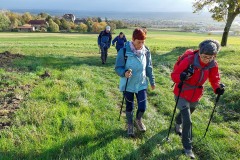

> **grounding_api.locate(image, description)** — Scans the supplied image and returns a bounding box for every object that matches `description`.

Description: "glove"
[187,65,194,77]
[216,87,225,95]
[112,44,115,46]
[180,72,188,81]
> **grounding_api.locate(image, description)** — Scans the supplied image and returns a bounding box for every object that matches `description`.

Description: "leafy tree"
[38,12,49,19]
[92,22,107,33]
[46,15,52,22]
[193,0,240,46]
[22,12,32,24]
[11,18,22,29]
[60,18,70,31]
[86,18,93,32]
[53,18,61,26]
[97,17,102,22]
[6,12,21,29]
[115,20,125,29]
[48,19,59,32]
[0,13,11,31]
[76,23,88,33]
[107,22,116,33]
[69,22,76,30]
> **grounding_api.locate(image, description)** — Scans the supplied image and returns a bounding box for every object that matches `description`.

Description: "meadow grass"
[0,29,239,160]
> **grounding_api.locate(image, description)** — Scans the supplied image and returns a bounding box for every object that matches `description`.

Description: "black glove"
[180,72,188,81]
[187,65,194,77]
[216,88,225,95]
[112,44,114,46]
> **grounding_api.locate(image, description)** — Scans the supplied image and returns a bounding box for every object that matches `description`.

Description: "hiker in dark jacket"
[115,28,155,136]
[98,26,112,64]
[171,39,225,159]
[112,32,127,52]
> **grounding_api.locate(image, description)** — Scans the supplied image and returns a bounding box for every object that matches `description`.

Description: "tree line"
[0,10,129,33]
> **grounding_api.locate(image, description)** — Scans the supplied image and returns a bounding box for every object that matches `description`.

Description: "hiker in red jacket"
[171,39,225,159]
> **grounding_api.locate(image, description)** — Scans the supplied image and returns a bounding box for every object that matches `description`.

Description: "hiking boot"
[175,123,182,136]
[126,112,134,136]
[184,149,195,159]
[127,124,134,136]
[135,119,146,132]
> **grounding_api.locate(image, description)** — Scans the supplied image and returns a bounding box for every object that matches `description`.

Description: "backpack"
[171,49,216,87]
[173,49,198,72]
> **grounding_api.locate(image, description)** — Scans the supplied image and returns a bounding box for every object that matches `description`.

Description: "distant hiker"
[112,32,127,52]
[115,28,155,136]
[171,39,225,159]
[98,25,112,64]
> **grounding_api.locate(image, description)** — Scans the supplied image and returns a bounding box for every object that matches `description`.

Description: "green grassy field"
[0,30,239,160]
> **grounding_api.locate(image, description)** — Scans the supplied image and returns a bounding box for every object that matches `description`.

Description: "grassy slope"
[0,30,239,160]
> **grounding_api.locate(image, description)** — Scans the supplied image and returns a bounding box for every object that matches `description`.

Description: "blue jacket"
[98,30,112,48]
[112,36,127,51]
[115,41,155,93]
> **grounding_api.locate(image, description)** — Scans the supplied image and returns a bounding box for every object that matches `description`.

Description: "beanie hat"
[199,39,221,55]
[106,26,111,31]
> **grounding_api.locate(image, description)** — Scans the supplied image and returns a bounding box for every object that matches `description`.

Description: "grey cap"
[199,39,221,55]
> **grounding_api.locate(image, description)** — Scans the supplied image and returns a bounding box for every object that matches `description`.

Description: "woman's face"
[119,34,124,38]
[132,38,145,50]
[199,53,215,64]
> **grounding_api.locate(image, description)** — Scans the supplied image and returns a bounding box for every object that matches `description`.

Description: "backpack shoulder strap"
[100,31,104,37]
[123,47,127,64]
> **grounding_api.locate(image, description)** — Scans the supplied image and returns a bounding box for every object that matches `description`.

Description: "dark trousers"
[100,47,108,63]
[125,89,147,117]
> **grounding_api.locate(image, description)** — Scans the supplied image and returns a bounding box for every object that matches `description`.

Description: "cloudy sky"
[1,0,194,12]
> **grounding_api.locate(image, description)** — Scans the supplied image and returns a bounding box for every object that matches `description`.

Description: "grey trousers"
[175,96,198,150]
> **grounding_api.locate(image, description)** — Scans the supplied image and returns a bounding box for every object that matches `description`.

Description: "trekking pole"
[118,69,132,121]
[203,84,225,138]
[166,81,183,141]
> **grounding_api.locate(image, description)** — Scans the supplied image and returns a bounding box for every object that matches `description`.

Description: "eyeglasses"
[200,55,215,60]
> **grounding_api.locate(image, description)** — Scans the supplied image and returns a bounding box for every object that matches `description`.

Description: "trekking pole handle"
[216,84,225,102]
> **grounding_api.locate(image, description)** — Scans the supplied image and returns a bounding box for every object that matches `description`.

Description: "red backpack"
[172,49,199,72]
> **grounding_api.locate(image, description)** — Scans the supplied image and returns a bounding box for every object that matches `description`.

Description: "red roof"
[28,20,47,25]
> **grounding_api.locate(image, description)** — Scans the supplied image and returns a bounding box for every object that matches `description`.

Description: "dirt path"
[0,51,29,129]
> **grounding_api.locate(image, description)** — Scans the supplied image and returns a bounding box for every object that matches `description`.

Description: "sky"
[0,0,194,12]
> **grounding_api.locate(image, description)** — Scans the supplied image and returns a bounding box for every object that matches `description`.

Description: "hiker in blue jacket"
[115,28,155,136]
[112,32,127,52]
[98,26,112,64]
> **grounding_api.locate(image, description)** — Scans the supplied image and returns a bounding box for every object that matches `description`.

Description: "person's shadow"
[121,129,183,160]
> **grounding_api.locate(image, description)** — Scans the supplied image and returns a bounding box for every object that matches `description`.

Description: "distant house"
[17,24,35,32]
[28,20,49,31]
[74,18,87,25]
[63,14,76,22]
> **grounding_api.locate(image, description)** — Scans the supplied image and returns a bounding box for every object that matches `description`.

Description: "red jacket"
[171,50,220,102]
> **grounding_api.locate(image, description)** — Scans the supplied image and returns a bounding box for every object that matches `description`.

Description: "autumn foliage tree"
[193,0,240,46]
[0,13,10,31]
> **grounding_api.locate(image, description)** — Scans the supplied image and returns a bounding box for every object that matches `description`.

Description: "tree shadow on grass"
[0,129,126,160]
[9,54,117,73]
